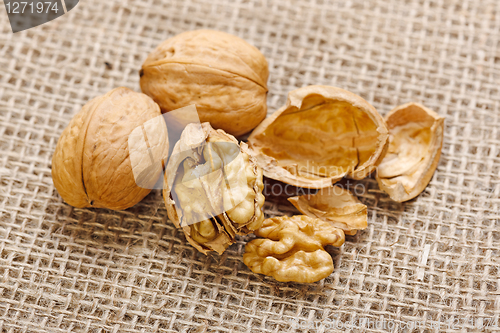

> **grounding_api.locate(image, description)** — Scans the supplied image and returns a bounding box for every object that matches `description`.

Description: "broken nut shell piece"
[375,102,445,202]
[288,186,367,236]
[248,85,389,189]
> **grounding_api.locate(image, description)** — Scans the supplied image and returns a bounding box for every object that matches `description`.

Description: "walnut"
[140,30,269,137]
[243,215,345,283]
[288,186,367,236]
[51,87,169,210]
[248,85,389,189]
[376,102,445,202]
[163,122,265,254]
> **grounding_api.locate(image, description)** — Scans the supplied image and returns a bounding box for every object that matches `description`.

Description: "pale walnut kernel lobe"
[243,215,345,283]
[376,102,444,202]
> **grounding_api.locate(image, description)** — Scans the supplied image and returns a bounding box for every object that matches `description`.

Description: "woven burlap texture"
[1,0,500,331]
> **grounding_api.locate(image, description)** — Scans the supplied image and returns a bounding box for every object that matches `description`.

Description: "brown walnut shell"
[376,102,445,202]
[51,87,169,210]
[288,186,367,236]
[248,85,389,188]
[163,122,265,255]
[140,30,269,137]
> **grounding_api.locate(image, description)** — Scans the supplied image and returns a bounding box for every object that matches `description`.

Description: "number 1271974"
[5,1,59,14]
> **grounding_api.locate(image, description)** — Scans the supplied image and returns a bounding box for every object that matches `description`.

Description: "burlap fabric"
[1,0,499,331]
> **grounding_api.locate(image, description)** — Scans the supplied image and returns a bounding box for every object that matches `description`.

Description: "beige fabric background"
[1,0,500,331]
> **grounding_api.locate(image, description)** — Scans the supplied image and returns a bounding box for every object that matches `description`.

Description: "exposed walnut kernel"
[244,215,344,283]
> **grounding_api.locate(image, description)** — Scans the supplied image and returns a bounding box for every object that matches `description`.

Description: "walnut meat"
[376,103,445,202]
[244,215,345,283]
[248,85,389,188]
[51,87,169,210]
[140,30,269,137]
[163,122,265,254]
[288,186,367,236]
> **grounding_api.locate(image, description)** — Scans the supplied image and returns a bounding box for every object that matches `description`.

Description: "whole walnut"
[140,30,269,137]
[52,87,169,210]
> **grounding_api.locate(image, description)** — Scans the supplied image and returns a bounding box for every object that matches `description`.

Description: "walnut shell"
[244,215,345,283]
[248,85,389,188]
[51,87,169,210]
[140,30,269,137]
[376,102,445,202]
[163,122,265,255]
[288,186,367,236]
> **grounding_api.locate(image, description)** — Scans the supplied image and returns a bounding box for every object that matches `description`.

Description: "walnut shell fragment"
[163,122,265,255]
[52,87,169,210]
[140,30,269,137]
[243,215,345,283]
[288,186,367,236]
[248,85,389,189]
[375,103,445,202]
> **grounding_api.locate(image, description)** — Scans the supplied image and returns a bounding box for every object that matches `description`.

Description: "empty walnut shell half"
[52,87,169,210]
[288,186,367,236]
[140,30,269,137]
[248,85,389,188]
[376,102,445,202]
[163,122,265,255]
[244,215,345,283]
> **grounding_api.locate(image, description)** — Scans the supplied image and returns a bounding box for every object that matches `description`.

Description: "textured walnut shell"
[140,30,269,137]
[52,87,169,210]
[244,215,345,283]
[288,186,367,236]
[248,85,389,188]
[376,103,445,202]
[163,122,265,255]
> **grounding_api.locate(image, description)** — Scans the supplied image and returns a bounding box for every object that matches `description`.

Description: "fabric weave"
[1,0,500,331]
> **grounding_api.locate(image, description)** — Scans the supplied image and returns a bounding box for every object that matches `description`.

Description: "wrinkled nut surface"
[248,85,389,188]
[376,103,444,202]
[288,186,367,236]
[163,122,265,254]
[140,30,269,137]
[244,215,345,283]
[52,87,169,210]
